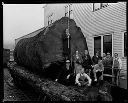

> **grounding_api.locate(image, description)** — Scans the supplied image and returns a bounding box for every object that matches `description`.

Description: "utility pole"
[66,4,73,67]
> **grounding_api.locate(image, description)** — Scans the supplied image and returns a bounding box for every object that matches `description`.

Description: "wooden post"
[112,68,114,84]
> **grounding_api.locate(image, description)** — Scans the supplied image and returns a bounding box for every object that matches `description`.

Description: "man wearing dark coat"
[82,50,93,74]
[103,52,113,75]
[92,51,102,65]
[55,59,75,85]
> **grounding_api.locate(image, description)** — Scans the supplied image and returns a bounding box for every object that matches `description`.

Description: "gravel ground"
[3,67,127,102]
[3,68,31,101]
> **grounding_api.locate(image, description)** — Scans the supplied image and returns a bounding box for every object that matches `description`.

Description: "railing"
[103,68,127,86]
[119,69,127,80]
[118,69,127,89]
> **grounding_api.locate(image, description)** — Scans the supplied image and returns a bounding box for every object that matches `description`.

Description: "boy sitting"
[75,65,92,86]
[93,59,104,82]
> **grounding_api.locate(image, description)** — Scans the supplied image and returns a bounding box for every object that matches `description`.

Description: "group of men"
[55,50,122,87]
[7,49,122,87]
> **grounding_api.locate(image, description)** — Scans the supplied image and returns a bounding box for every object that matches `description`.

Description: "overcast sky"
[3,4,46,50]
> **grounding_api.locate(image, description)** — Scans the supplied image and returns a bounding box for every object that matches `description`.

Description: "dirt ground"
[3,68,36,101]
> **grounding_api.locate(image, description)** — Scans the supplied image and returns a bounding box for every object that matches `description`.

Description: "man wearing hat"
[103,52,113,75]
[73,50,83,75]
[55,59,74,85]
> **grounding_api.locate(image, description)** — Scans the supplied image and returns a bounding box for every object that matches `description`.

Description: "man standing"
[82,50,93,76]
[112,53,122,85]
[92,51,102,65]
[73,50,83,75]
[103,52,113,75]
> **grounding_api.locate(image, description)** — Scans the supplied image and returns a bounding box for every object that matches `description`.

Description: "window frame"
[101,3,108,8]
[94,36,101,56]
[93,3,109,11]
[93,3,101,11]
[103,34,112,56]
[122,31,127,57]
[93,33,113,57]
[124,32,127,57]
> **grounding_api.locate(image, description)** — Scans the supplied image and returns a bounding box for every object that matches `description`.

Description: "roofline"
[43,4,47,8]
[15,27,45,41]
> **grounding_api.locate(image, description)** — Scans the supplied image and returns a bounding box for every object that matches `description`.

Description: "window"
[124,32,127,57]
[94,36,101,56]
[48,13,53,26]
[93,3,109,11]
[93,3,101,11]
[103,34,112,55]
[93,34,112,56]
[101,3,108,8]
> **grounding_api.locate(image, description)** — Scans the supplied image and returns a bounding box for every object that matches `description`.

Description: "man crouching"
[75,65,92,87]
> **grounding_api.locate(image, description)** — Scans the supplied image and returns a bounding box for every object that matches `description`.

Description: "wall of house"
[73,3,126,56]
[44,3,127,71]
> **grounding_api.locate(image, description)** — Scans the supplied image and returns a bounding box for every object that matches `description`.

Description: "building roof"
[15,27,45,41]
[43,4,47,8]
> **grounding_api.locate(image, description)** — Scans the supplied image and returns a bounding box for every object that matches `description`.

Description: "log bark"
[10,65,87,101]
[14,17,88,76]
[10,65,112,101]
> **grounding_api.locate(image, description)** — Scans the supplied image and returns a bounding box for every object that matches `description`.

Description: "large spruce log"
[10,65,112,101]
[14,17,88,76]
[10,66,87,101]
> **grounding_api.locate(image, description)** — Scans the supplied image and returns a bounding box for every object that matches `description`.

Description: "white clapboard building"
[15,3,127,89]
[44,3,127,71]
[44,3,127,89]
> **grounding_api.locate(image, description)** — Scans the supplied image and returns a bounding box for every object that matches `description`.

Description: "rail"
[103,68,127,86]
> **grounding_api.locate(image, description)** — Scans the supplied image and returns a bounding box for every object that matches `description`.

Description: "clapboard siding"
[73,3,126,36]
[121,58,127,73]
[72,3,126,71]
[113,32,123,57]
[73,4,94,56]
[44,3,126,71]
